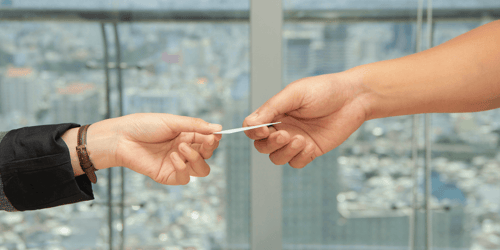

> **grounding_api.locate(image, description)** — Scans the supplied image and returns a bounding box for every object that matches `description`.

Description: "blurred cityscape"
[2,0,500,10]
[0,2,500,250]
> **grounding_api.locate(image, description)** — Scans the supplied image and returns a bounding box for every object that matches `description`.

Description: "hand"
[243,71,371,168]
[115,113,222,185]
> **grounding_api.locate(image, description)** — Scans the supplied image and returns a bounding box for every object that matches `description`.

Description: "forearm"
[61,118,121,177]
[351,20,500,120]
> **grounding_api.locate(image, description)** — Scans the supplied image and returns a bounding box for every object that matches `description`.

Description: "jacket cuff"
[0,123,95,211]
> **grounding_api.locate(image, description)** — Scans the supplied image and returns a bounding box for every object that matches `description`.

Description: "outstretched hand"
[116,113,222,185]
[243,72,370,168]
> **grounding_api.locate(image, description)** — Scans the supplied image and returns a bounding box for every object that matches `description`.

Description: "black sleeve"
[0,123,95,211]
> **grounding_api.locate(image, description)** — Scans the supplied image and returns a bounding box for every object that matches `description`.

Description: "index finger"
[243,95,301,140]
[243,112,272,140]
[163,114,222,135]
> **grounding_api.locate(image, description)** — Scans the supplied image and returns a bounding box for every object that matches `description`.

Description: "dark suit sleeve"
[0,131,18,212]
[0,124,95,212]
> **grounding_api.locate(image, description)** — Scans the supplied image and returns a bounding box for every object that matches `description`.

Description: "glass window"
[427,20,499,250]
[118,22,250,249]
[3,0,249,10]
[282,20,417,249]
[0,22,109,249]
[2,1,500,250]
[282,1,500,249]
[0,3,250,250]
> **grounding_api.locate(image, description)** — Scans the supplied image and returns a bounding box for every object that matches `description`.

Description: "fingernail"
[180,143,190,153]
[208,139,214,146]
[172,152,181,162]
[276,135,285,144]
[291,139,301,149]
[210,123,223,131]
[249,113,259,120]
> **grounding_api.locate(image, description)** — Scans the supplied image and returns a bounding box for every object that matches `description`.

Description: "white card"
[213,122,281,135]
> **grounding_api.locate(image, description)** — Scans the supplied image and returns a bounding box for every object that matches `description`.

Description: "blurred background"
[0,0,500,250]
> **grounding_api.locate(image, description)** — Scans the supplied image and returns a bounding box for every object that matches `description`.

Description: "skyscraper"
[123,87,180,115]
[51,82,101,125]
[224,72,250,249]
[278,22,471,249]
[0,67,43,116]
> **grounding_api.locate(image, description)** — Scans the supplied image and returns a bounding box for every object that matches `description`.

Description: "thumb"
[245,85,303,125]
[164,114,222,135]
[243,85,303,139]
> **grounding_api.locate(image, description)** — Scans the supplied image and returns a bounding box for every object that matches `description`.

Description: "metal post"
[100,23,114,250]
[424,1,434,249]
[409,114,419,250]
[409,1,424,249]
[113,22,126,250]
[250,0,283,249]
[424,118,432,250]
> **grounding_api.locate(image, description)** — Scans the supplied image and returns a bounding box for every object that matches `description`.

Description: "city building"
[0,66,43,116]
[50,82,101,125]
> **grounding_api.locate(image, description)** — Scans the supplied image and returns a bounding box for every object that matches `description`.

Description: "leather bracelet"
[76,124,98,184]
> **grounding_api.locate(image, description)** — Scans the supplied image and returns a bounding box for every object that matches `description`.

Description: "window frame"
[1,3,500,250]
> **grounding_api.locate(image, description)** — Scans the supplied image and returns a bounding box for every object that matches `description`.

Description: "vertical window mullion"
[250,0,283,249]
[424,0,434,249]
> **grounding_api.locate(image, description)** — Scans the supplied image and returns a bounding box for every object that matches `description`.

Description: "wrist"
[338,65,380,121]
[345,60,429,121]
[85,118,121,170]
[62,119,121,177]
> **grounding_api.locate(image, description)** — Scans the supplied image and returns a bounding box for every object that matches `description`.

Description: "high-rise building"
[50,82,101,125]
[282,149,341,245]
[123,87,180,115]
[0,0,12,7]
[0,67,44,116]
[313,24,347,76]
[284,38,312,84]
[224,72,251,249]
[277,23,471,249]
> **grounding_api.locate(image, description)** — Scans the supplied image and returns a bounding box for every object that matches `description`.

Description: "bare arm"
[61,113,222,185]
[355,20,500,120]
[243,20,500,168]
